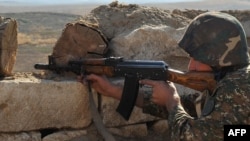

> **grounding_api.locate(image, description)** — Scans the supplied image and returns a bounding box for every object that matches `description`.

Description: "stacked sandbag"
[0,16,18,76]
[51,21,108,66]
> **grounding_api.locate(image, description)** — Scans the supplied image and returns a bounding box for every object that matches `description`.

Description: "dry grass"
[0,12,81,72]
[18,33,57,45]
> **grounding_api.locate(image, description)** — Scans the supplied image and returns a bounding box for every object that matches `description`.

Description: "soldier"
[83,12,250,140]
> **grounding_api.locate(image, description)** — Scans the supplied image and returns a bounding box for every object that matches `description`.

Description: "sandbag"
[0,16,18,76]
[52,21,108,66]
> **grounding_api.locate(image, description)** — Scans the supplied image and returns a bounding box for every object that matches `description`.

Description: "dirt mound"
[173,9,250,21]
[81,1,191,39]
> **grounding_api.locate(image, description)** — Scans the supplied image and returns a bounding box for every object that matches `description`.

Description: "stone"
[42,129,87,141]
[109,25,189,70]
[82,3,190,39]
[108,123,148,137]
[0,73,91,132]
[0,132,41,141]
[151,120,169,134]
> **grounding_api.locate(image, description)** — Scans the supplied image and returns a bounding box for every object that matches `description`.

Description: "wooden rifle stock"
[167,69,216,92]
[84,66,115,77]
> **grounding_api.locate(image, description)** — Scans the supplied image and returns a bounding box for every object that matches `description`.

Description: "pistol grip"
[116,74,139,120]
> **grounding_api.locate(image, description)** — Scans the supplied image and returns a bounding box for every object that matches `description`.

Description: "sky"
[0,0,203,5]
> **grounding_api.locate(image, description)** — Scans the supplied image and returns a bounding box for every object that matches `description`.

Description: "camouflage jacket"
[143,65,250,141]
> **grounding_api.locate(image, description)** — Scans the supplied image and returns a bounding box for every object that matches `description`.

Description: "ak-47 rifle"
[34,55,216,120]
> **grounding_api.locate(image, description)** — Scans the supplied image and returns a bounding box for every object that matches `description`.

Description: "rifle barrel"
[34,64,50,70]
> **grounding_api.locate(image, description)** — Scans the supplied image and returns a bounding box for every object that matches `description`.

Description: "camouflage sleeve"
[167,88,221,141]
[167,104,194,140]
[167,78,250,141]
[142,90,245,140]
[142,70,250,141]
[167,98,224,141]
[142,93,199,140]
[142,88,199,119]
[142,88,168,118]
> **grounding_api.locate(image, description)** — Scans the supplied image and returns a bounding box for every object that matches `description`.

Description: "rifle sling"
[87,81,116,141]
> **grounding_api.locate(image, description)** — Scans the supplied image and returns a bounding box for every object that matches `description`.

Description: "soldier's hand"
[140,80,181,111]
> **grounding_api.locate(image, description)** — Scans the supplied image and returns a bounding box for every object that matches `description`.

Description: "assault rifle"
[34,55,216,120]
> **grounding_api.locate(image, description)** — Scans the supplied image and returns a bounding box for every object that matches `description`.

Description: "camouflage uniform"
[143,12,250,140]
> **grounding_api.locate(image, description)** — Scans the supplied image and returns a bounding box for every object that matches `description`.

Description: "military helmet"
[178,11,249,68]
